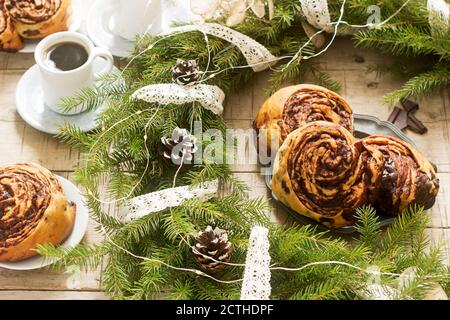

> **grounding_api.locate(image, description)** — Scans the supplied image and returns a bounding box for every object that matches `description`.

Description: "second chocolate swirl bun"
[254,84,353,156]
[272,121,384,228]
[358,136,439,215]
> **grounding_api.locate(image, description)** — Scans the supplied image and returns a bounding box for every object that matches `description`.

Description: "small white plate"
[0,175,89,271]
[87,0,191,58]
[15,62,119,135]
[19,0,85,53]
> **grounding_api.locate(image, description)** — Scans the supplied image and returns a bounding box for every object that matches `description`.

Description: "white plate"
[0,175,89,271]
[18,0,85,53]
[15,62,119,135]
[87,0,191,58]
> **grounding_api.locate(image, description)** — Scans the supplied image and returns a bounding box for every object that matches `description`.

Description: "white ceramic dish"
[15,62,119,135]
[86,0,191,58]
[0,175,89,271]
[18,0,85,53]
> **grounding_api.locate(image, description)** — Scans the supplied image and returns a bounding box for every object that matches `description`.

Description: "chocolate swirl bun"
[4,0,70,40]
[0,1,24,51]
[359,136,439,215]
[0,163,75,262]
[254,84,353,157]
[272,121,384,228]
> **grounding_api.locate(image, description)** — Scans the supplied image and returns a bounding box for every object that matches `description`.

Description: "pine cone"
[172,59,200,86]
[192,226,233,273]
[159,127,198,165]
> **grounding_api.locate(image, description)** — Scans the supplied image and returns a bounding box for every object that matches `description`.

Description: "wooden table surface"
[0,38,449,300]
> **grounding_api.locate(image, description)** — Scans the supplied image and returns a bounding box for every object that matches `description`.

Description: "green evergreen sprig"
[38,205,450,299]
[45,0,450,300]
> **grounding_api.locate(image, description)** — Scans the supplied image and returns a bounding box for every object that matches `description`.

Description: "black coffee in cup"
[44,42,89,72]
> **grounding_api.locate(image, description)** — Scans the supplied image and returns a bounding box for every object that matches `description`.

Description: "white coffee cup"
[109,0,163,40]
[35,31,114,115]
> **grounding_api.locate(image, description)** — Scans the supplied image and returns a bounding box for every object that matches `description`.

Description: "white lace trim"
[132,83,225,115]
[427,0,449,35]
[240,226,271,300]
[123,180,219,222]
[165,23,277,72]
[356,284,400,300]
[299,0,333,32]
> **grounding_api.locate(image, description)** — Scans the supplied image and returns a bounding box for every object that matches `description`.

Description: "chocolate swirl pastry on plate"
[271,121,439,229]
[0,0,24,51]
[271,121,384,228]
[0,163,76,262]
[4,0,70,40]
[254,84,353,156]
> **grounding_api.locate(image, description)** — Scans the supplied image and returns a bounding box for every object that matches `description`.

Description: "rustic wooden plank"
[426,228,450,266]
[0,53,8,70]
[0,71,24,122]
[224,83,254,121]
[315,38,397,72]
[429,173,450,228]
[0,268,102,291]
[4,53,35,70]
[0,290,109,300]
[410,120,450,172]
[444,89,450,120]
[0,120,80,171]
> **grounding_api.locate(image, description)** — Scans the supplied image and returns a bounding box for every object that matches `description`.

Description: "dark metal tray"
[264,114,415,234]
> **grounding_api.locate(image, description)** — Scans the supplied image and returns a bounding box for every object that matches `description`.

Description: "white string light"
[77,1,442,294]
[100,226,244,284]
[85,1,415,208]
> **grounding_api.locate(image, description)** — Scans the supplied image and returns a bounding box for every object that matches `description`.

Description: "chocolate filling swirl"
[272,122,440,228]
[359,136,440,215]
[0,164,62,249]
[281,88,353,139]
[5,0,62,24]
[272,122,383,227]
[253,85,354,158]
[0,9,6,35]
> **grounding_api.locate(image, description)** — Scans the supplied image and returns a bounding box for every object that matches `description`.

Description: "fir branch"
[36,243,106,271]
[167,279,195,300]
[354,206,382,253]
[163,208,198,241]
[383,64,450,105]
[310,69,342,92]
[380,205,428,257]
[47,0,450,300]
[58,86,105,114]
[56,122,94,151]
[354,25,449,58]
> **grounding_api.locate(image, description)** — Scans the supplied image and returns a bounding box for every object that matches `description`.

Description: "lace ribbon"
[299,0,333,32]
[165,23,277,72]
[427,0,449,35]
[123,180,219,222]
[132,83,225,115]
[240,226,271,300]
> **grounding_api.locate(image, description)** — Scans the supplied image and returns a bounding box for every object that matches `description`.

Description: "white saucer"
[19,0,86,53]
[0,175,89,271]
[16,62,119,135]
[87,0,191,58]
